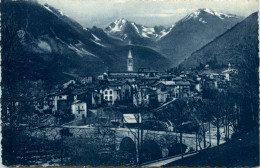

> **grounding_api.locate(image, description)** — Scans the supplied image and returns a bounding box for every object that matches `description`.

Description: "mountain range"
[1,0,258,85]
[1,1,170,84]
[180,12,258,68]
[156,8,243,65]
[104,9,242,66]
[105,18,171,44]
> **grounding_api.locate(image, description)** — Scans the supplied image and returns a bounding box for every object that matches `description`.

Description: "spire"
[128,50,133,59]
[127,49,133,72]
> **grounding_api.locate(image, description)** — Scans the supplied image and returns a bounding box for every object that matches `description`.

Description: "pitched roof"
[176,81,191,85]
[72,100,86,104]
[156,81,176,86]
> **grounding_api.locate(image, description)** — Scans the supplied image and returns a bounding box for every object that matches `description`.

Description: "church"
[107,49,163,80]
[127,50,133,72]
[107,49,138,81]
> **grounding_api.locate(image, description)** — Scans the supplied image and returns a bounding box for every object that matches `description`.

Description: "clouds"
[137,8,196,18]
[162,9,195,15]
[38,0,258,28]
[148,8,196,17]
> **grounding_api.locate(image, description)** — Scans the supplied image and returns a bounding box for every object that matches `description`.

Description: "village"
[33,50,235,130]
[2,0,258,166]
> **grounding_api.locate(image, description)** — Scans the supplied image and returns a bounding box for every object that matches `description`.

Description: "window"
[105,91,108,95]
[82,106,84,108]
[59,96,62,99]
[110,96,112,100]
[110,91,113,94]
[105,96,108,100]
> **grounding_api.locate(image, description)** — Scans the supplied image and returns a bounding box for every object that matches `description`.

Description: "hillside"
[156,9,242,66]
[180,12,258,69]
[1,1,171,85]
[164,129,259,167]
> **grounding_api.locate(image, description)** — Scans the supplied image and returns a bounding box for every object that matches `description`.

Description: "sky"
[38,0,258,28]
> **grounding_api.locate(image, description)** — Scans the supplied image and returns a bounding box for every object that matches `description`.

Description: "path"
[142,152,198,167]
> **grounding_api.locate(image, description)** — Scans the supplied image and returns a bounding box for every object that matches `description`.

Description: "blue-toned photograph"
[1,0,259,167]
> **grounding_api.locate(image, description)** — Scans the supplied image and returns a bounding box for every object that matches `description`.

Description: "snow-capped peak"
[105,18,143,35]
[106,18,130,32]
[200,8,236,20]
[105,18,169,40]
[202,8,215,15]
[158,25,174,40]
[181,8,237,22]
[116,18,127,24]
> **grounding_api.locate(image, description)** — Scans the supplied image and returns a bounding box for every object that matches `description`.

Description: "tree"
[189,98,213,148]
[202,88,225,146]
[166,99,190,159]
[1,80,42,165]
[231,44,259,133]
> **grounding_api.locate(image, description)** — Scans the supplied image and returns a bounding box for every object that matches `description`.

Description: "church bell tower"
[127,50,133,72]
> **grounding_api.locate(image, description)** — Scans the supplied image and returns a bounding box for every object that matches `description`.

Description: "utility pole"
[195,126,198,151]
[136,108,142,165]
[135,85,143,166]
[137,113,140,165]
[180,124,183,159]
[209,121,211,147]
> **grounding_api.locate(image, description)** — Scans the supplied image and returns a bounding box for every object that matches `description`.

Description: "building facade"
[103,87,121,105]
[71,100,87,119]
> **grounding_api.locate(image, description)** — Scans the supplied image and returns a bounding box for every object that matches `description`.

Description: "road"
[142,152,199,167]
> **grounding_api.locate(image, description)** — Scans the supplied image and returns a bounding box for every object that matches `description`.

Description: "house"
[78,76,94,84]
[154,81,177,103]
[71,100,87,119]
[98,73,108,80]
[42,90,74,114]
[56,91,74,114]
[72,88,102,108]
[120,80,133,103]
[154,80,191,103]
[133,88,158,107]
[42,92,57,113]
[103,87,121,105]
[132,79,158,106]
[175,81,191,98]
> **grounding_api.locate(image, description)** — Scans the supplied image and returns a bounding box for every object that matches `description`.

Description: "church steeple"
[128,50,132,59]
[127,50,133,72]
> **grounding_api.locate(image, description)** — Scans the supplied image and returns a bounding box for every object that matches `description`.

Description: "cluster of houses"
[34,50,235,121]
